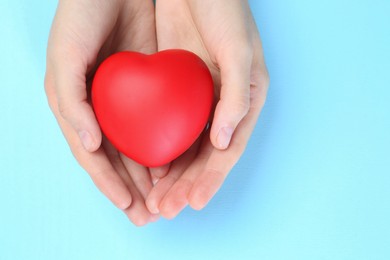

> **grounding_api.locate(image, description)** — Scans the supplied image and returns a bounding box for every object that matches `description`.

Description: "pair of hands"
[45,0,269,226]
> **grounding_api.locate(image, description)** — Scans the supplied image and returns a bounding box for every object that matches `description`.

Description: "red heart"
[92,50,214,167]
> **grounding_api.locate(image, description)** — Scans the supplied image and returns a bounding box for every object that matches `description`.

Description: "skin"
[145,0,269,219]
[45,0,162,226]
[45,0,269,225]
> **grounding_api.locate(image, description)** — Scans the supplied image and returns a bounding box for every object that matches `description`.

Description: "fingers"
[82,146,133,211]
[146,169,187,216]
[157,137,211,219]
[185,106,258,212]
[158,60,269,214]
[124,195,160,226]
[155,117,245,217]
[120,154,154,200]
[45,74,133,210]
[61,108,157,226]
[210,48,252,150]
[47,73,158,226]
[146,138,202,217]
[189,64,269,211]
[103,139,159,226]
[58,111,156,226]
[188,128,252,210]
[149,164,171,180]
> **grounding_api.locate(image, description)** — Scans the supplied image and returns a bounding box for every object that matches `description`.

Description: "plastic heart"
[92,50,213,167]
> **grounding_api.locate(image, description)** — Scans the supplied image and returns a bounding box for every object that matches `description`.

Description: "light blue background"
[1,0,389,259]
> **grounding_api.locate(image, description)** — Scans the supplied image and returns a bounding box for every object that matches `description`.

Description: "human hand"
[146,0,270,219]
[44,0,162,226]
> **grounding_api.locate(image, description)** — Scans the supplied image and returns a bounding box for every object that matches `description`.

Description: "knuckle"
[232,95,250,118]
[250,69,270,108]
[57,100,72,120]
[251,67,270,90]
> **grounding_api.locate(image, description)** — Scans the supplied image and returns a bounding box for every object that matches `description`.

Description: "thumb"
[210,50,252,150]
[53,54,102,152]
[47,0,121,152]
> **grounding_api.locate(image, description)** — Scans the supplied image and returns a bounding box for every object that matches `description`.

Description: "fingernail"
[150,205,160,214]
[118,195,132,210]
[216,127,233,149]
[78,130,94,151]
[147,201,160,214]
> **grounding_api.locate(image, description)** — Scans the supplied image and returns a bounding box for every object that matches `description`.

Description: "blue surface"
[1,0,389,259]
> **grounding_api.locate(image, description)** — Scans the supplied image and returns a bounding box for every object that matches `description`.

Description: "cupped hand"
[45,0,163,226]
[146,0,270,219]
